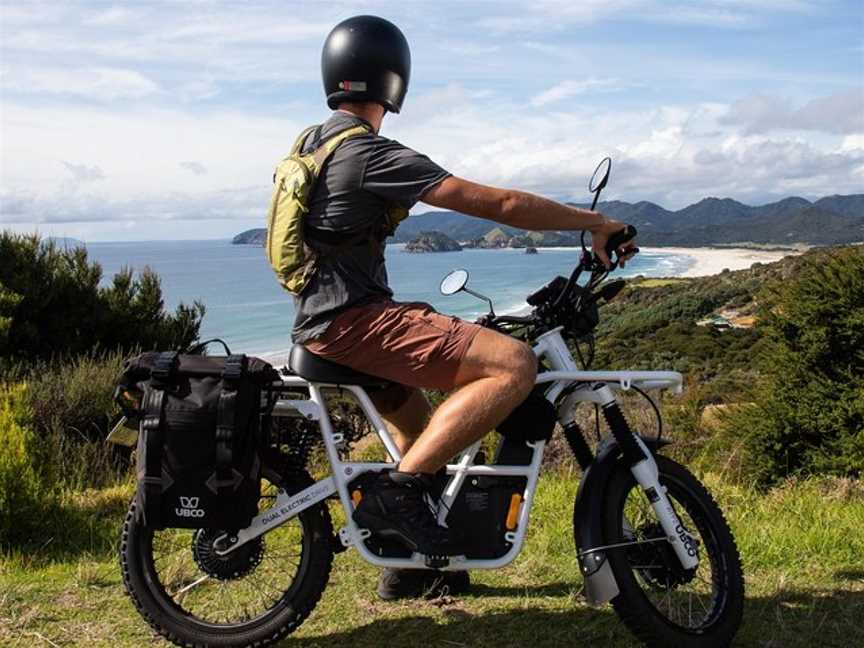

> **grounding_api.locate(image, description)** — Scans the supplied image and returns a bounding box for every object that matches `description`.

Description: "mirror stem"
[463,287,495,316]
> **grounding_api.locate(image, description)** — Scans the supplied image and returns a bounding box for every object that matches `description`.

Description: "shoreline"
[640,246,798,277]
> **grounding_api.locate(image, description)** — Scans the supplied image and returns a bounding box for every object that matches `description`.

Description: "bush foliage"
[734,247,864,483]
[0,383,49,548]
[0,231,204,365]
[0,231,207,551]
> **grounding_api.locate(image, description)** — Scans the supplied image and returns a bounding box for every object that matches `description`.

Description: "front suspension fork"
[597,385,700,571]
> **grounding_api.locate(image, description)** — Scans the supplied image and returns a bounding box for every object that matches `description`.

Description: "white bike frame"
[218,325,696,582]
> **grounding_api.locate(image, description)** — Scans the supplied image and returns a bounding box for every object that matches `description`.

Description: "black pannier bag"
[116,345,279,530]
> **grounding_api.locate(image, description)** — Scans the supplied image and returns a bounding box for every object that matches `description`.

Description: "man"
[289,15,636,599]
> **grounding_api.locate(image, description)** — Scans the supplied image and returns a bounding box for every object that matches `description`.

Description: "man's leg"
[396,328,536,474]
[370,387,430,456]
[369,386,474,601]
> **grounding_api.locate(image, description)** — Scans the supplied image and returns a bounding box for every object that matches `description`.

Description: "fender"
[573,435,672,607]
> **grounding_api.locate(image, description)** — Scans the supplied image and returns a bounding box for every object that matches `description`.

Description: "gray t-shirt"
[291,111,450,342]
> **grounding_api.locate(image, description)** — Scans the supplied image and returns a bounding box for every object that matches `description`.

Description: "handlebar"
[491,314,534,325]
[601,224,638,269]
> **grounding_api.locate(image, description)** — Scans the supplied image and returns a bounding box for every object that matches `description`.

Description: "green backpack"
[265,123,409,296]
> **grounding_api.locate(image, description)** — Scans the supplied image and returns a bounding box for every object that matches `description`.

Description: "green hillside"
[593,248,820,396]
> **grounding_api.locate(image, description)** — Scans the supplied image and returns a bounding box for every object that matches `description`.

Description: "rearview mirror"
[589,157,612,194]
[440,269,469,295]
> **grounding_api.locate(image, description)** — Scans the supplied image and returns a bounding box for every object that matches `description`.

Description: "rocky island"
[405,231,462,253]
[232,228,267,245]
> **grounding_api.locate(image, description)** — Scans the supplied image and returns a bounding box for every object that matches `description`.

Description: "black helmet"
[321,15,411,114]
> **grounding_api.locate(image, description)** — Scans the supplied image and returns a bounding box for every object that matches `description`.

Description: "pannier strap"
[211,355,247,495]
[222,354,247,382]
[151,351,179,384]
[142,388,166,508]
[213,391,240,495]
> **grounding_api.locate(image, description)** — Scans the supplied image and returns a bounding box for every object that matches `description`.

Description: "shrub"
[733,247,864,484]
[0,383,51,548]
[25,352,129,490]
[0,231,205,365]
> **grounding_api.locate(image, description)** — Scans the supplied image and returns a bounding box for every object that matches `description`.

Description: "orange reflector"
[505,493,522,530]
[351,490,362,507]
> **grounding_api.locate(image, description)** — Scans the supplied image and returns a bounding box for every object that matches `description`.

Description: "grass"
[1,473,863,648]
[633,278,689,288]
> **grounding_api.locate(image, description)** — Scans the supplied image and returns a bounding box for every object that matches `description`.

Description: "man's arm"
[421,176,636,267]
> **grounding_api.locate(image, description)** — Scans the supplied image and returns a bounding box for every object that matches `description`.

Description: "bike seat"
[288,344,394,388]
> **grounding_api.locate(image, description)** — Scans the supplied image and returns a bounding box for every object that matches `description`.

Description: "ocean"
[86,240,694,357]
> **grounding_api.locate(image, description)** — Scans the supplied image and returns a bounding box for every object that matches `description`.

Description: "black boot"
[377,568,471,600]
[352,470,458,555]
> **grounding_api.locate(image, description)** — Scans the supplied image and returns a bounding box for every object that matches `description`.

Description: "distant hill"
[392,194,864,247]
[45,236,85,249]
[233,194,864,248]
[233,229,267,245]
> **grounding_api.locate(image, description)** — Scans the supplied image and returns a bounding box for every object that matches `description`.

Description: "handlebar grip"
[604,225,638,260]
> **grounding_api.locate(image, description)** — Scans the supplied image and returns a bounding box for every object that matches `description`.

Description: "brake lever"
[606,246,640,271]
[595,225,639,271]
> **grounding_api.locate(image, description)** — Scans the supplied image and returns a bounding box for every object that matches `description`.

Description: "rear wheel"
[602,456,744,647]
[120,468,333,647]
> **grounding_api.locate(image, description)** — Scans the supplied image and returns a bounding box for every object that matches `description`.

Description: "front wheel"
[120,468,334,647]
[603,456,744,648]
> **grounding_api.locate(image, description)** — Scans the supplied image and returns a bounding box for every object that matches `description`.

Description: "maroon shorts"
[304,299,482,391]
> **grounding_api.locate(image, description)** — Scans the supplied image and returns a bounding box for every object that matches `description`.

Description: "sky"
[1,0,862,241]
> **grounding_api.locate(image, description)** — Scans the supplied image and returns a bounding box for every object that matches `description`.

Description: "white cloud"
[82,6,140,26]
[530,78,621,107]
[840,134,864,152]
[478,0,818,32]
[180,161,208,176]
[0,1,858,239]
[62,162,105,183]
[4,66,160,101]
[721,91,864,135]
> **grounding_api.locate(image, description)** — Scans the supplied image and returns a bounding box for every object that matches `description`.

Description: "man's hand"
[590,217,638,269]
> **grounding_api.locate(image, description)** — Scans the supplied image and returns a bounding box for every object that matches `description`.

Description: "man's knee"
[484,335,536,398]
[455,328,536,393]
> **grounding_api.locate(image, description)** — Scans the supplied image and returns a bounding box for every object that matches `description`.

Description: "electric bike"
[119,159,744,647]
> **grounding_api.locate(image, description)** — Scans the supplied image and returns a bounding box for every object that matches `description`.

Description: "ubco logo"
[176,496,205,518]
[676,523,698,557]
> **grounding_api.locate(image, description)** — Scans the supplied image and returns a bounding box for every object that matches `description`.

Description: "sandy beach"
[642,246,797,277]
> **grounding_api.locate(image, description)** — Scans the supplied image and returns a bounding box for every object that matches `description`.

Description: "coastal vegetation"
[592,246,864,484]
[0,232,204,365]
[0,232,205,548]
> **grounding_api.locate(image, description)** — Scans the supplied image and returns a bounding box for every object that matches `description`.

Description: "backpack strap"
[290,125,318,156]
[306,124,371,172]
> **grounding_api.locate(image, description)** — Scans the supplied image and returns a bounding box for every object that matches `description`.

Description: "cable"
[629,384,664,441]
